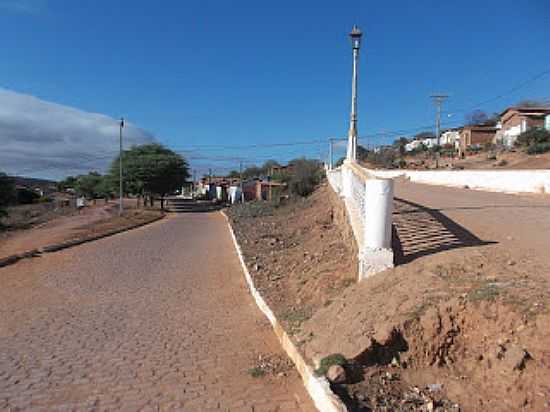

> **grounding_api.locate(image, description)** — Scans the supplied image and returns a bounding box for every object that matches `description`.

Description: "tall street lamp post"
[119,117,124,215]
[346,25,362,162]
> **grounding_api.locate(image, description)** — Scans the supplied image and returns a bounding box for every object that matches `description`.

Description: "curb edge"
[221,211,348,412]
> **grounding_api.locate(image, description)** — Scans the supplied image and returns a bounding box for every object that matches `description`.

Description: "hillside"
[10,175,57,191]
[228,182,550,411]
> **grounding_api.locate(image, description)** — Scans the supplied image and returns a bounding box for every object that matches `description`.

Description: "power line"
[451,67,550,114]
[166,138,325,151]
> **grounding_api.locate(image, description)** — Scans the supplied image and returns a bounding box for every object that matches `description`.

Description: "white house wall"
[502,124,522,147]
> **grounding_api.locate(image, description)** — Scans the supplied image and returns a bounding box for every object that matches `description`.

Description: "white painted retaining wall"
[365,169,550,194]
[326,161,394,279]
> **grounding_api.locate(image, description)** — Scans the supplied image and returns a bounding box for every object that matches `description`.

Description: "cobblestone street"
[0,212,314,411]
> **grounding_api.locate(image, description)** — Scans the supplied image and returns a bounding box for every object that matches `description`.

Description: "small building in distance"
[404,136,437,152]
[458,125,497,156]
[495,106,550,147]
[440,128,461,150]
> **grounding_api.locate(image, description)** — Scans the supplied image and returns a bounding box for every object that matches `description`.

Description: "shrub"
[16,187,40,204]
[287,158,322,197]
[441,144,456,158]
[515,128,550,147]
[363,147,398,169]
[410,144,429,156]
[429,144,442,154]
[314,354,348,376]
[396,158,407,169]
[496,159,508,167]
[467,145,482,154]
[229,202,274,218]
[247,367,266,378]
[527,142,550,155]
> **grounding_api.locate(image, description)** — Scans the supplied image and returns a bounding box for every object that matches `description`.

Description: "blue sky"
[1,0,549,178]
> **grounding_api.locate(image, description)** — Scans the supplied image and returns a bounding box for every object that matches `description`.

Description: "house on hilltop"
[440,128,461,150]
[494,106,550,147]
[404,136,437,152]
[458,125,497,156]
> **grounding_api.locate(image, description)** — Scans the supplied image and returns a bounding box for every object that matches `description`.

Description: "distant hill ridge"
[10,176,57,190]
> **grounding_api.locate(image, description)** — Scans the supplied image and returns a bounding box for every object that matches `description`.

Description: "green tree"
[95,176,113,199]
[261,159,280,176]
[57,175,78,192]
[465,110,489,126]
[75,172,104,199]
[242,165,263,179]
[109,143,190,202]
[0,172,16,219]
[227,170,240,178]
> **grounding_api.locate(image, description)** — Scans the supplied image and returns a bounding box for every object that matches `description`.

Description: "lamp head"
[349,25,362,50]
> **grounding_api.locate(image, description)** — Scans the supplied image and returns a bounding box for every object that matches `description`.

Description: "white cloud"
[0,88,155,179]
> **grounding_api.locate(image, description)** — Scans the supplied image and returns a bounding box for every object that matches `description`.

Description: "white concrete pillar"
[364,179,393,250]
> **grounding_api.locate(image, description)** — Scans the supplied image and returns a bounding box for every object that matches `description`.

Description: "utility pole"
[430,94,448,168]
[192,169,196,197]
[239,161,244,203]
[119,117,124,215]
[268,165,273,202]
[328,138,334,169]
[208,168,212,200]
[346,25,363,162]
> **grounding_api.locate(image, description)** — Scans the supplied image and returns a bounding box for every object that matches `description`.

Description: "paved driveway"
[0,213,314,411]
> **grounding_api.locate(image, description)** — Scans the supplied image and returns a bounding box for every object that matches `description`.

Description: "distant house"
[440,129,461,150]
[421,137,438,148]
[458,125,497,155]
[494,106,550,147]
[200,176,241,186]
[404,136,437,152]
[404,139,422,152]
[241,179,286,201]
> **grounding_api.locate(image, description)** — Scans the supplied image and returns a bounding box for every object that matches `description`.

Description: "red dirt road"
[0,212,314,411]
